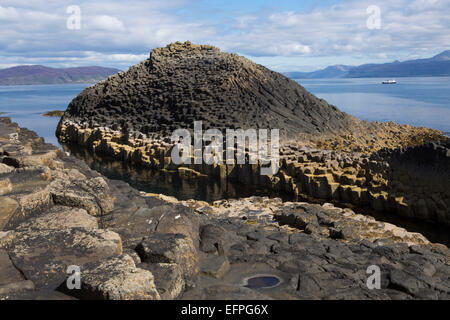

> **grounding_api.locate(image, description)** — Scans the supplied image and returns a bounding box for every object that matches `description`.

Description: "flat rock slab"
[0,197,18,230]
[0,178,12,195]
[138,262,185,300]
[199,224,231,255]
[0,249,35,298]
[0,163,14,174]
[0,280,35,297]
[3,167,51,194]
[3,149,58,168]
[154,204,199,241]
[15,206,98,232]
[200,253,230,279]
[50,177,114,216]
[6,227,122,288]
[111,203,199,250]
[136,233,199,280]
[60,254,160,300]
[5,186,53,229]
[0,249,24,286]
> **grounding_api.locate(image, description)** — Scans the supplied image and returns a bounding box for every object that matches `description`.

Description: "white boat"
[382,79,397,84]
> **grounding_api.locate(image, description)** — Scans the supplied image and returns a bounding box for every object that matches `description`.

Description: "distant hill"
[285,50,450,79]
[284,65,353,79]
[0,65,121,85]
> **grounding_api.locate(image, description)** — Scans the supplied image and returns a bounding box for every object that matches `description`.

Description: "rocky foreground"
[1,117,450,300]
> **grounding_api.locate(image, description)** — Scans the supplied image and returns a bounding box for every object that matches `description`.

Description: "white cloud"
[107,53,148,62]
[0,0,448,70]
[0,5,19,20]
[211,0,450,67]
[91,15,126,32]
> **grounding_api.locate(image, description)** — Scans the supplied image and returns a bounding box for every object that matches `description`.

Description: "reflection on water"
[63,144,296,203]
[244,276,281,289]
[63,143,450,246]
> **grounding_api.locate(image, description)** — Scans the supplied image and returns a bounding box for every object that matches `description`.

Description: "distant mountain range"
[0,65,121,85]
[284,65,353,79]
[285,50,450,79]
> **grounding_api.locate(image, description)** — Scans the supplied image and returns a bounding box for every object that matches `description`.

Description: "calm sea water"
[0,84,90,146]
[297,77,450,133]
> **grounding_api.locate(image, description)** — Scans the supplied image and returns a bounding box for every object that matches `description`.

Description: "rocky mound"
[60,41,355,139]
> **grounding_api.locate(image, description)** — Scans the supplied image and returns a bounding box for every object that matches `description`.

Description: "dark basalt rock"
[59,41,354,139]
[2,118,450,300]
[183,215,450,300]
[135,233,199,280]
[58,254,161,300]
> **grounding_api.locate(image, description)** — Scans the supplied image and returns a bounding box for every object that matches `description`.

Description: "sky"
[0,0,449,72]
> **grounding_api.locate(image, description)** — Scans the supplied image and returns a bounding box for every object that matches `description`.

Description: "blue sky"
[0,0,449,71]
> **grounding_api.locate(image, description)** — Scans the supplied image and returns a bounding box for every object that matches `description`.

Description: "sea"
[0,83,91,146]
[297,76,450,135]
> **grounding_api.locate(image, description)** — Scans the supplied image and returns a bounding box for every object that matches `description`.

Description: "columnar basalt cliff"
[57,42,449,225]
[60,41,355,139]
[2,118,450,300]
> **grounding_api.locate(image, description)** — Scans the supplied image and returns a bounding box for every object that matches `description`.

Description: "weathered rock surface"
[144,194,450,300]
[0,249,35,296]
[137,262,185,300]
[6,227,122,288]
[1,118,450,300]
[15,206,98,231]
[186,215,449,300]
[59,254,160,300]
[200,252,231,279]
[50,177,114,216]
[136,233,199,280]
[0,118,157,299]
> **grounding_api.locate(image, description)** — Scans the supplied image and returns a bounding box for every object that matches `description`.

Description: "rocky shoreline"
[56,42,449,227]
[57,120,450,226]
[1,117,450,300]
